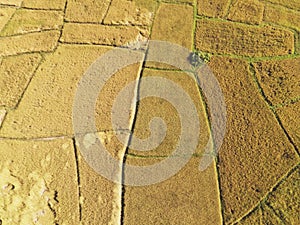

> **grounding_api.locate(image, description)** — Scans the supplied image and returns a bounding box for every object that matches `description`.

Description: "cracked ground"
[0,0,299,224]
